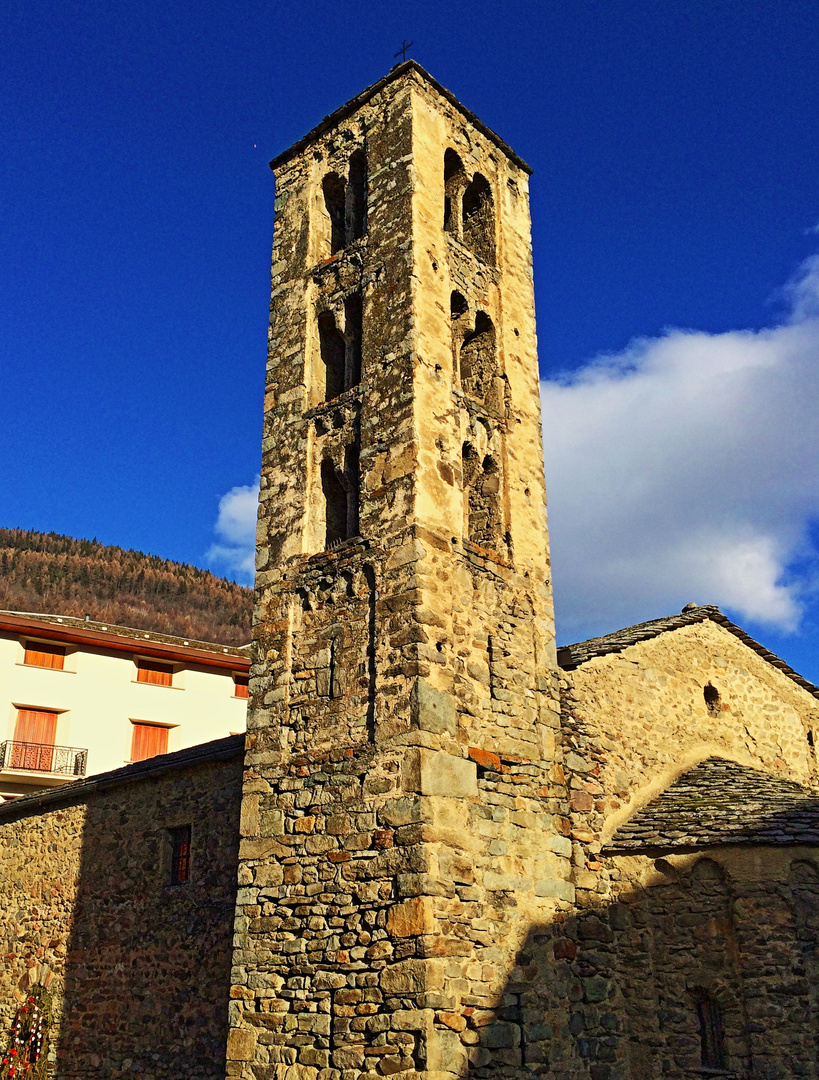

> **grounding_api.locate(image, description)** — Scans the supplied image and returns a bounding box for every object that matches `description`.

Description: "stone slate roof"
[605,758,819,853]
[0,734,245,822]
[556,604,819,700]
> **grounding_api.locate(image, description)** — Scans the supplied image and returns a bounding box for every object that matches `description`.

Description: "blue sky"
[2,1,819,679]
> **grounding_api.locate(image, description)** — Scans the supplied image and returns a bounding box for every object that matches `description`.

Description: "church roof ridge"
[269,60,533,174]
[605,756,819,852]
[557,604,819,700]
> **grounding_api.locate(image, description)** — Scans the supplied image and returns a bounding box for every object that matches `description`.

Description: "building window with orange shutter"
[233,674,249,699]
[135,659,174,687]
[130,721,170,762]
[10,708,59,771]
[23,641,66,670]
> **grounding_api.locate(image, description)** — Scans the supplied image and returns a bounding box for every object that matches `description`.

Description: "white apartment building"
[0,610,249,799]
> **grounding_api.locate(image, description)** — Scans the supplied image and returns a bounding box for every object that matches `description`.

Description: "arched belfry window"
[347,150,367,242]
[462,173,495,265]
[322,151,367,257]
[344,293,363,390]
[450,290,468,319]
[321,447,359,549]
[323,173,346,255]
[696,993,727,1071]
[343,442,360,538]
[462,443,503,552]
[444,149,466,235]
[321,460,348,547]
[318,311,345,401]
[459,311,497,402]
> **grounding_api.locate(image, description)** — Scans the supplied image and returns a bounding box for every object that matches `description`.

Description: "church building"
[0,62,817,1080]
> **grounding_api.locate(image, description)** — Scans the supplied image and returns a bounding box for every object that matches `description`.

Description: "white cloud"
[206,476,260,584]
[541,254,819,642]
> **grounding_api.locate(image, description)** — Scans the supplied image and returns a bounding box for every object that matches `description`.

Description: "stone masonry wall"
[0,747,242,1079]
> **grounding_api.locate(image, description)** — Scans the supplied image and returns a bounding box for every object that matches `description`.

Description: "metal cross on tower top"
[394,39,414,62]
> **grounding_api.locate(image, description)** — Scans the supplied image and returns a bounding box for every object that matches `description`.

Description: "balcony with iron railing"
[0,741,88,778]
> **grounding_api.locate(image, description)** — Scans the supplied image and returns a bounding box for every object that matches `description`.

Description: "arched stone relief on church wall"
[285,564,377,752]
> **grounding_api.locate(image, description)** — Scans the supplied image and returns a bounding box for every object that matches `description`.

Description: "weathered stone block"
[400,748,477,798]
[387,897,435,937]
[535,879,576,902]
[380,959,428,994]
[227,1026,258,1061]
[411,678,457,735]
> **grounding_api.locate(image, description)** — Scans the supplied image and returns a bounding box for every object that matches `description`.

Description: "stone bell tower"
[228,63,569,1080]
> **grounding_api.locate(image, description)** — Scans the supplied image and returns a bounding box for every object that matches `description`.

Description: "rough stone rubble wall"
[0,754,242,1079]
[514,847,819,1080]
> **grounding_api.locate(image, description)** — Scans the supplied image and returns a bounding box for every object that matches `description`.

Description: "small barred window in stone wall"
[459,311,497,402]
[169,825,191,886]
[696,993,727,1071]
[443,148,466,234]
[462,172,495,265]
[322,172,346,255]
[0,985,52,1080]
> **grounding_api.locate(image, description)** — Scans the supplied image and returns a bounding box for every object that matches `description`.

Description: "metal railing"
[0,741,88,777]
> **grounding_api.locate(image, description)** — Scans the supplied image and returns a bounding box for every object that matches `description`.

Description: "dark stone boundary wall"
[0,735,243,1079]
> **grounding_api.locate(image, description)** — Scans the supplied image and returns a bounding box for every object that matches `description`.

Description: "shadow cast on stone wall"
[52,752,242,1079]
[452,850,819,1080]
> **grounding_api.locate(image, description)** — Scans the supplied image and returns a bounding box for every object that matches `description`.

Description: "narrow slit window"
[703,683,721,716]
[130,722,170,762]
[169,825,191,885]
[23,641,66,670]
[136,659,174,687]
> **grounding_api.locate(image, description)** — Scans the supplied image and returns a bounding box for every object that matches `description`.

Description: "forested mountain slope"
[0,529,253,645]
